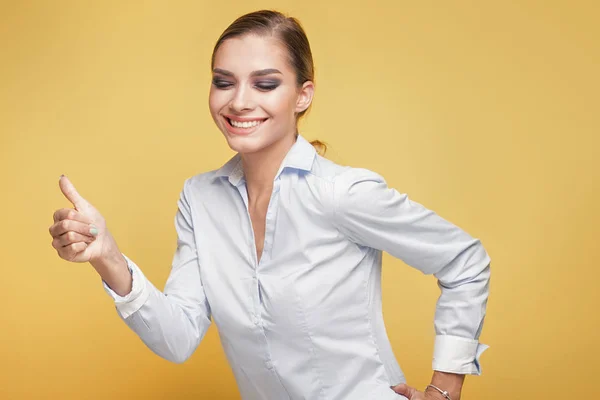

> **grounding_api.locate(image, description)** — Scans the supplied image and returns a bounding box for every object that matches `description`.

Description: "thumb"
[391,383,416,398]
[59,175,88,210]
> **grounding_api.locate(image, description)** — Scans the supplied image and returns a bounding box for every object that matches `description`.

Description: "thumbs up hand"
[49,175,121,264]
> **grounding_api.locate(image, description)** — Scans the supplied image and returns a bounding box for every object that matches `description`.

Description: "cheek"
[263,90,298,119]
[208,90,225,116]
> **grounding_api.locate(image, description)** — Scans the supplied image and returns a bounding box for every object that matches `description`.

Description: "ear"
[295,81,315,114]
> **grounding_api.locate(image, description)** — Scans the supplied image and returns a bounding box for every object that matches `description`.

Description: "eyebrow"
[212,68,283,77]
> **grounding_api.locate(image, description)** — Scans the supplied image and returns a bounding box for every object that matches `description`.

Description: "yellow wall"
[1,1,598,398]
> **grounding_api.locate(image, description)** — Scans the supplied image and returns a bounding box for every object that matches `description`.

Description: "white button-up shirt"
[103,134,490,400]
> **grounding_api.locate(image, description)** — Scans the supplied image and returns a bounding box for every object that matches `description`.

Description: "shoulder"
[308,156,392,212]
[176,169,226,206]
[186,169,221,188]
[309,155,385,185]
[318,158,388,200]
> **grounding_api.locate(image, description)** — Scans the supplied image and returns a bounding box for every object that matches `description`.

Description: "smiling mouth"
[225,117,268,129]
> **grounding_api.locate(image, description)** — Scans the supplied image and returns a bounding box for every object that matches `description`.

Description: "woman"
[49,10,490,400]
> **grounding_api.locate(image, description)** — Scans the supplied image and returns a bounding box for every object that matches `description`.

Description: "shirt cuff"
[102,253,150,319]
[432,335,489,375]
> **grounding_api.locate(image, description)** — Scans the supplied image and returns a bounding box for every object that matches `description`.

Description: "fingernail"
[90,226,99,236]
[59,174,64,180]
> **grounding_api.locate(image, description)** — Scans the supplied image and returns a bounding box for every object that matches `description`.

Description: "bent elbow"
[168,351,193,364]
[155,338,199,364]
[436,240,491,288]
[162,318,210,364]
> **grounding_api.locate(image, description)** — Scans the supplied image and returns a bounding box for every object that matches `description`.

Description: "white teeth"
[230,119,263,128]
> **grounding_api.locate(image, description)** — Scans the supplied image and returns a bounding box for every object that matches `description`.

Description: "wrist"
[89,231,122,270]
[90,249,125,272]
[430,371,464,400]
[91,250,132,297]
[425,385,451,400]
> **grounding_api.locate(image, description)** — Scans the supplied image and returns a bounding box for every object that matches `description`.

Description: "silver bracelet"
[425,384,452,400]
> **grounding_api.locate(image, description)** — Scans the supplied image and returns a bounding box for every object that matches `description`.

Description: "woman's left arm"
[331,168,491,399]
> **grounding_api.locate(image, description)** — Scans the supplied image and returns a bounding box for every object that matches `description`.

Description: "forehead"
[213,34,292,75]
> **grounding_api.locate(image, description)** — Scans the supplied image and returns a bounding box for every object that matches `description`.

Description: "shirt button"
[265,360,273,370]
[253,315,260,325]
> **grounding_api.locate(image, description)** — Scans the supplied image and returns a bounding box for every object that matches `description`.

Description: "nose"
[230,85,253,112]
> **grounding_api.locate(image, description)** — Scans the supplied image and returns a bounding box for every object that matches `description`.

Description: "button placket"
[243,178,283,381]
[260,180,280,265]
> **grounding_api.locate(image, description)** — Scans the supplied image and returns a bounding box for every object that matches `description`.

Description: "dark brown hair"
[211,10,327,155]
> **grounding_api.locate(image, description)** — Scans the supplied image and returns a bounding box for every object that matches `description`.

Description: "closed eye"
[212,79,233,89]
[255,83,279,91]
[211,78,280,91]
[254,79,281,91]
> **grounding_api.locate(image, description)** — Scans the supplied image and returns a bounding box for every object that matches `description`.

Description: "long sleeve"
[331,168,490,375]
[102,178,212,364]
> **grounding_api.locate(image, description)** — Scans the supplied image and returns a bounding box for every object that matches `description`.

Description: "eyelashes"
[212,79,280,92]
[212,80,232,89]
[256,83,280,91]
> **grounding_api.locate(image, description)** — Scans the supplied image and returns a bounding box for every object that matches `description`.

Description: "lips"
[224,115,268,124]
[223,115,268,136]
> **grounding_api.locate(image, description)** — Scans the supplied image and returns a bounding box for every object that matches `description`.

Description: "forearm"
[428,371,465,400]
[90,234,132,297]
[101,254,212,363]
[428,252,490,399]
[120,280,208,363]
[432,255,491,375]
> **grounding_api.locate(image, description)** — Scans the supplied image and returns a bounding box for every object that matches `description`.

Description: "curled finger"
[59,242,88,261]
[49,218,97,239]
[54,231,96,248]
[53,208,93,224]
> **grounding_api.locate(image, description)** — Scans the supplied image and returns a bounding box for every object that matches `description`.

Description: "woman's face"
[209,34,313,155]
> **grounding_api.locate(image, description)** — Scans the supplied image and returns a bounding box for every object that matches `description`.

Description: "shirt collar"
[214,134,317,187]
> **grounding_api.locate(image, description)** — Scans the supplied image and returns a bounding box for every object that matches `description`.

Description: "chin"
[222,134,272,155]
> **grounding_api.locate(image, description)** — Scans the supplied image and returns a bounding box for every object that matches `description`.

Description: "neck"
[241,133,297,197]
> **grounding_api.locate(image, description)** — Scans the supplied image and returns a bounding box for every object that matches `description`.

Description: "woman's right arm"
[50,176,212,363]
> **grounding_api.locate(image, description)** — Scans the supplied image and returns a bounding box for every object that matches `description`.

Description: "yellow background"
[1,1,598,399]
